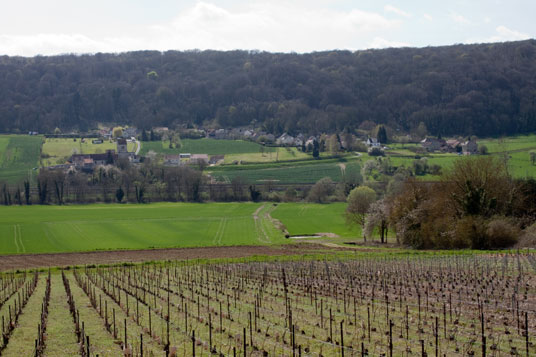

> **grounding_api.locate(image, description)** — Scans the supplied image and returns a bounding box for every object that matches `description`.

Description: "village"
[40,123,481,175]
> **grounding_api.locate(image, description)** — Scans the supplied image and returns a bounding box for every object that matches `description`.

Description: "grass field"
[0,202,359,255]
[0,202,292,254]
[210,160,361,184]
[140,139,314,163]
[272,202,360,238]
[42,138,136,166]
[479,134,536,153]
[0,135,42,184]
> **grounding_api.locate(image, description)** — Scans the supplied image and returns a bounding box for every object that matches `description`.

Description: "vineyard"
[0,253,534,356]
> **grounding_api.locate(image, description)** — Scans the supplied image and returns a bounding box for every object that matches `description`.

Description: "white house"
[366,137,381,147]
[276,133,296,146]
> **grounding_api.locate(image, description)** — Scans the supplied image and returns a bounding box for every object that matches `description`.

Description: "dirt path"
[0,243,348,271]
[338,162,346,176]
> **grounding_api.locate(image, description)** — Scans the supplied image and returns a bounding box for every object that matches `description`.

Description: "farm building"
[70,150,117,171]
[420,137,445,151]
[276,133,296,146]
[164,155,182,166]
[462,139,478,155]
[191,154,209,164]
[445,139,461,152]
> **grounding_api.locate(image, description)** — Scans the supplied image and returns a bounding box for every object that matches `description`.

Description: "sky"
[0,0,534,56]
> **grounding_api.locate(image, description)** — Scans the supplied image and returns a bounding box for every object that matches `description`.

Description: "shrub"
[455,216,487,249]
[486,217,519,248]
[368,147,384,156]
[517,222,536,248]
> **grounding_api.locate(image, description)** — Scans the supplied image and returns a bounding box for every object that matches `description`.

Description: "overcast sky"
[0,0,534,56]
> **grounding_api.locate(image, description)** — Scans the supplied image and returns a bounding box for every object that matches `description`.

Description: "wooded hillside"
[1,39,535,136]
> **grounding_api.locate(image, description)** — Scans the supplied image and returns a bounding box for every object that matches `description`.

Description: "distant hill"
[1,40,535,136]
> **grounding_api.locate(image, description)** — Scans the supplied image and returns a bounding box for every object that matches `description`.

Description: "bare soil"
[0,243,351,271]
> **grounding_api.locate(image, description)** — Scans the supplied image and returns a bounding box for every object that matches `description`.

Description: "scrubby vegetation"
[386,156,536,249]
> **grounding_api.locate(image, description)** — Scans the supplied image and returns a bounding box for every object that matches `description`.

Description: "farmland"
[0,202,299,255]
[272,202,360,238]
[140,138,312,164]
[0,252,534,356]
[210,159,361,184]
[0,135,43,184]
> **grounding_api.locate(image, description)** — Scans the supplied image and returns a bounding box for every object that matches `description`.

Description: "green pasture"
[42,138,136,166]
[0,135,42,184]
[224,146,311,164]
[0,202,291,254]
[479,134,536,153]
[272,202,359,238]
[210,161,361,184]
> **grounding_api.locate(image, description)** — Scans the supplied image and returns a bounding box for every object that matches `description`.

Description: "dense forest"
[1,39,535,136]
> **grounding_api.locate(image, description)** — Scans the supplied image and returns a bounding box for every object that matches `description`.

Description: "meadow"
[210,160,361,184]
[272,202,360,238]
[0,134,42,184]
[42,138,137,166]
[0,202,305,254]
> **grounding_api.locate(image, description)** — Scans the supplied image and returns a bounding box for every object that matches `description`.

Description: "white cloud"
[0,34,117,56]
[488,25,530,42]
[464,25,531,44]
[423,14,433,21]
[369,37,411,49]
[450,12,472,25]
[384,5,411,18]
[0,2,399,56]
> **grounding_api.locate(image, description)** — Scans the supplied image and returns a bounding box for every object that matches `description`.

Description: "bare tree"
[364,199,390,243]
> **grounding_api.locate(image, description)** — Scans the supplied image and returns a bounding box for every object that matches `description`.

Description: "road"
[135,139,141,155]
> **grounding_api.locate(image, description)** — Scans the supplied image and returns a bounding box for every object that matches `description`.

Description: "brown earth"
[0,243,352,271]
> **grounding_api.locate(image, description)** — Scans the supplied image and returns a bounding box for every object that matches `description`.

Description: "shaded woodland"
[1,40,536,136]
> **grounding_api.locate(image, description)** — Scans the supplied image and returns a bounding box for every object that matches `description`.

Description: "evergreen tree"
[376,125,388,144]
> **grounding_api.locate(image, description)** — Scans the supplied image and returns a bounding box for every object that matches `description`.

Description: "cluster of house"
[420,137,478,154]
[163,154,224,167]
[68,138,139,172]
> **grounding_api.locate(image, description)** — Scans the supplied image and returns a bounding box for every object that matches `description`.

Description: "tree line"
[1,40,536,136]
[345,156,536,249]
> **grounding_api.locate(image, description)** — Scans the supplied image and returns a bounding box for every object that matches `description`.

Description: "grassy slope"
[0,135,42,184]
[0,202,288,254]
[211,160,361,184]
[272,202,359,238]
[42,138,136,166]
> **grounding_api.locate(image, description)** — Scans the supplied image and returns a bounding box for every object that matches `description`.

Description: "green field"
[0,202,293,254]
[0,135,43,184]
[140,138,314,163]
[211,160,361,184]
[272,202,360,238]
[42,138,137,166]
[0,202,360,255]
[479,134,536,153]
